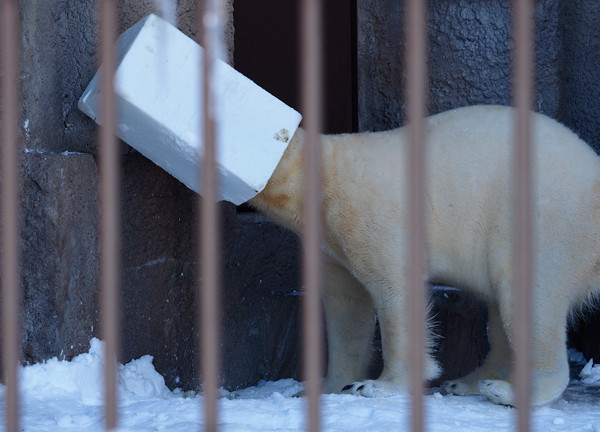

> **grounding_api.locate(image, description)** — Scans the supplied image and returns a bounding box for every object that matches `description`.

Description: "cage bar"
[512,0,534,430]
[198,1,222,432]
[405,0,428,431]
[0,1,21,431]
[300,0,324,431]
[98,0,120,430]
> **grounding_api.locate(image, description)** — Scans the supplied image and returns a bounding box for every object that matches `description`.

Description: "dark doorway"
[233,0,357,134]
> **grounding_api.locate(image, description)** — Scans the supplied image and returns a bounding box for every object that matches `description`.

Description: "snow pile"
[20,338,171,405]
[20,338,106,406]
[579,359,600,384]
[118,354,172,399]
[1,339,599,431]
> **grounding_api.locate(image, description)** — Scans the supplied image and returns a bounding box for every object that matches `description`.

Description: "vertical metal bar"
[405,0,428,431]
[98,0,120,430]
[0,1,21,432]
[199,1,221,431]
[300,0,323,431]
[512,0,533,430]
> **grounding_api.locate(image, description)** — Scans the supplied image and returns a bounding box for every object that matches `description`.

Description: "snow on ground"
[1,339,599,432]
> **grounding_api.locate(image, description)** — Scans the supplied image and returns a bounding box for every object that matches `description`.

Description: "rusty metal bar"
[0,1,21,432]
[98,1,120,430]
[512,0,534,430]
[300,0,324,431]
[199,1,222,431]
[405,0,428,431]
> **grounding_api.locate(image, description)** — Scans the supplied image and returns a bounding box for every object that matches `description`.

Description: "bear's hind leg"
[479,293,570,406]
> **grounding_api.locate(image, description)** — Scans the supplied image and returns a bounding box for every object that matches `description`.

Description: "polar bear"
[249,105,600,406]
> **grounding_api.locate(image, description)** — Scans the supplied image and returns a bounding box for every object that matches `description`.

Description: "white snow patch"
[119,355,171,399]
[23,149,86,156]
[20,338,105,406]
[23,118,31,141]
[579,358,600,384]
[3,341,599,431]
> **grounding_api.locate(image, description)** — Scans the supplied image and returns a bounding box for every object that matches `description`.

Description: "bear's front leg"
[342,280,441,397]
[322,256,376,394]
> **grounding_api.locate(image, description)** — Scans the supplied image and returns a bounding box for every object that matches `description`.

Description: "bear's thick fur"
[249,105,600,406]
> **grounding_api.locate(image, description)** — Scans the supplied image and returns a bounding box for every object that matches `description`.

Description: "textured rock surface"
[118,156,302,390]
[358,0,563,132]
[14,1,278,393]
[559,0,600,363]
[16,0,301,392]
[220,213,301,390]
[19,0,98,154]
[118,153,200,390]
[20,152,99,363]
[561,0,600,152]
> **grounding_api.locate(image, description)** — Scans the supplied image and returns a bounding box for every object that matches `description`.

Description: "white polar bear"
[249,105,600,406]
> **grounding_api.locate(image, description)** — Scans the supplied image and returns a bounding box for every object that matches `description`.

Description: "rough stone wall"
[560,0,600,363]
[20,152,99,363]
[358,0,563,132]
[18,0,99,364]
[13,0,302,392]
[561,0,600,152]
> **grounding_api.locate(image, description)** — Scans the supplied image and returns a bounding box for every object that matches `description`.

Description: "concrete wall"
[357,0,600,148]
[19,0,99,364]
[13,0,302,392]
[357,0,567,132]
[561,0,600,152]
[560,0,600,365]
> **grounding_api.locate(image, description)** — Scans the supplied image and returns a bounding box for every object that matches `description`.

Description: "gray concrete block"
[119,153,200,390]
[20,0,98,153]
[119,156,301,390]
[16,149,302,392]
[561,0,600,152]
[358,0,563,132]
[221,213,301,390]
[428,0,512,115]
[20,152,99,363]
[356,1,404,132]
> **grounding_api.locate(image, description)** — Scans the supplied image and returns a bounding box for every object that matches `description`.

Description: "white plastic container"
[79,14,302,205]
